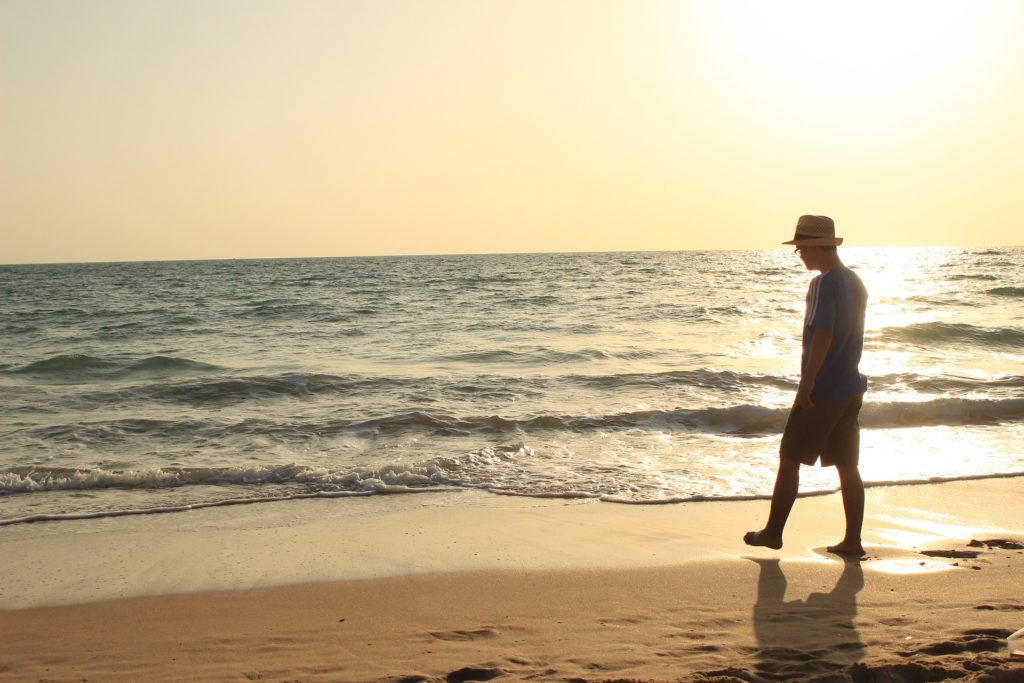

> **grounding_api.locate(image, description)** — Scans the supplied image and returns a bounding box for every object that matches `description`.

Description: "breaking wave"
[988,286,1024,297]
[17,397,1024,450]
[9,354,221,379]
[873,322,1024,348]
[0,461,455,495]
[3,461,1023,526]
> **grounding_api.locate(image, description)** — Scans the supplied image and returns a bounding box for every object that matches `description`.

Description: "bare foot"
[826,541,865,557]
[743,530,782,550]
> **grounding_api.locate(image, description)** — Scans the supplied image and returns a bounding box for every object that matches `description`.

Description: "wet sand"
[2,478,1023,681]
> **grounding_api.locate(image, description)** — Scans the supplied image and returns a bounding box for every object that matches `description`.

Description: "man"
[744,215,868,557]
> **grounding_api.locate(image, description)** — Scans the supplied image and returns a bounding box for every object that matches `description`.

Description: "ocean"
[2,247,1022,525]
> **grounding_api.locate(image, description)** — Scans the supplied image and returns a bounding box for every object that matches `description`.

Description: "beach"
[2,251,1022,681]
[2,477,1022,682]
[6,0,1024,678]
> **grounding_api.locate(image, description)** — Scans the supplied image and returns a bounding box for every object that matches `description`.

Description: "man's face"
[795,245,821,271]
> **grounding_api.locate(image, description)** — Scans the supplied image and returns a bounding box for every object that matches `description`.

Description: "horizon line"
[2,243,1019,268]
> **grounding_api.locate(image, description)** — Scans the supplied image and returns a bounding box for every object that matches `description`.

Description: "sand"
[2,478,1023,682]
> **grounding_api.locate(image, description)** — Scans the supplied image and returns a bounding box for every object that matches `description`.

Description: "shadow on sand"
[750,557,865,680]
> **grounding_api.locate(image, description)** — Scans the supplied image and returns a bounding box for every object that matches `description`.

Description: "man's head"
[784,215,844,272]
[793,244,837,271]
[782,215,843,247]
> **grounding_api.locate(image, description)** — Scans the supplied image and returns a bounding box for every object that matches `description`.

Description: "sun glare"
[725,2,968,74]
[686,1,1016,153]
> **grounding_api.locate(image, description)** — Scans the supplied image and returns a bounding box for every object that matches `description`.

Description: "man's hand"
[797,327,832,410]
[795,384,815,409]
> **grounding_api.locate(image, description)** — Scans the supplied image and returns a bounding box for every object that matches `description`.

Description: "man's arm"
[796,327,833,409]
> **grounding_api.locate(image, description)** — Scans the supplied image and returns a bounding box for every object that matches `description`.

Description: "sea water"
[1,247,1022,525]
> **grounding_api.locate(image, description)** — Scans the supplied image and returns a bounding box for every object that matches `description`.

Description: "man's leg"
[744,457,801,549]
[827,464,865,556]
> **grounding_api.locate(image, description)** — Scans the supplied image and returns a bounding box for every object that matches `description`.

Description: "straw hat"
[782,215,844,246]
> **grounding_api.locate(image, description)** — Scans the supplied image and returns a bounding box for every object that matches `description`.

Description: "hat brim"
[782,237,844,246]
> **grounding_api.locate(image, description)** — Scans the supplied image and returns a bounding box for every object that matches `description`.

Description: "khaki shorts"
[780,394,863,467]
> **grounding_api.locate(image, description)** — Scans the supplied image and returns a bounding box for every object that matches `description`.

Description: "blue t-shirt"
[802,267,868,402]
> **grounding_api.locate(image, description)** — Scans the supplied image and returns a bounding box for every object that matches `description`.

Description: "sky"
[2,0,1024,264]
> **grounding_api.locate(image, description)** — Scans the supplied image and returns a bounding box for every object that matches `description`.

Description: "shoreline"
[5,468,1024,529]
[2,477,1021,611]
[2,478,1023,681]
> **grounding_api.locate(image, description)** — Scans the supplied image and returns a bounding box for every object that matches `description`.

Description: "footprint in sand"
[428,628,500,642]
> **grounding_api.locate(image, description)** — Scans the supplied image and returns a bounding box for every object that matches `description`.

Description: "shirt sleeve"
[808,274,837,332]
